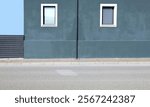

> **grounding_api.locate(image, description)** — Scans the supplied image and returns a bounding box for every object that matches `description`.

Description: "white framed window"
[100,4,117,27]
[41,4,58,27]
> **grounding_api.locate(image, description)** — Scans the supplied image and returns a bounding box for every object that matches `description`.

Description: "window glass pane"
[102,7,114,24]
[44,6,56,25]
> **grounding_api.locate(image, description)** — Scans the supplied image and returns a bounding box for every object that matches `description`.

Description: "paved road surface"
[0,63,150,90]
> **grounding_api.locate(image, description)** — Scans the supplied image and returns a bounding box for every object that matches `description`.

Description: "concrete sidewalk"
[1,58,150,62]
[1,58,150,65]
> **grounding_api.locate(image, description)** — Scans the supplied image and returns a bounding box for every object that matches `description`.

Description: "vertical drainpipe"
[76,0,79,59]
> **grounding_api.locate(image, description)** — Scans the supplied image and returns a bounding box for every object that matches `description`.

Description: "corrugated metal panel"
[0,36,24,58]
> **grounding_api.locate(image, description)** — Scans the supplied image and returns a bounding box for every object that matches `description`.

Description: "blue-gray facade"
[23,0,150,58]
[24,0,77,58]
[78,0,150,58]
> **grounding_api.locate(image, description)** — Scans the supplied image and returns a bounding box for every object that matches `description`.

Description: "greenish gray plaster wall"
[24,0,77,58]
[25,0,150,58]
[78,0,150,58]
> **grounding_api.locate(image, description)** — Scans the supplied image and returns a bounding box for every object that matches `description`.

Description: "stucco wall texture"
[25,0,150,58]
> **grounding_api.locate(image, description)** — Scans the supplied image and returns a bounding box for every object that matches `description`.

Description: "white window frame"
[41,4,58,27]
[100,4,117,27]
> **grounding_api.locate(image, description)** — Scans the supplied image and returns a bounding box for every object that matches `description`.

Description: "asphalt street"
[0,63,150,90]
